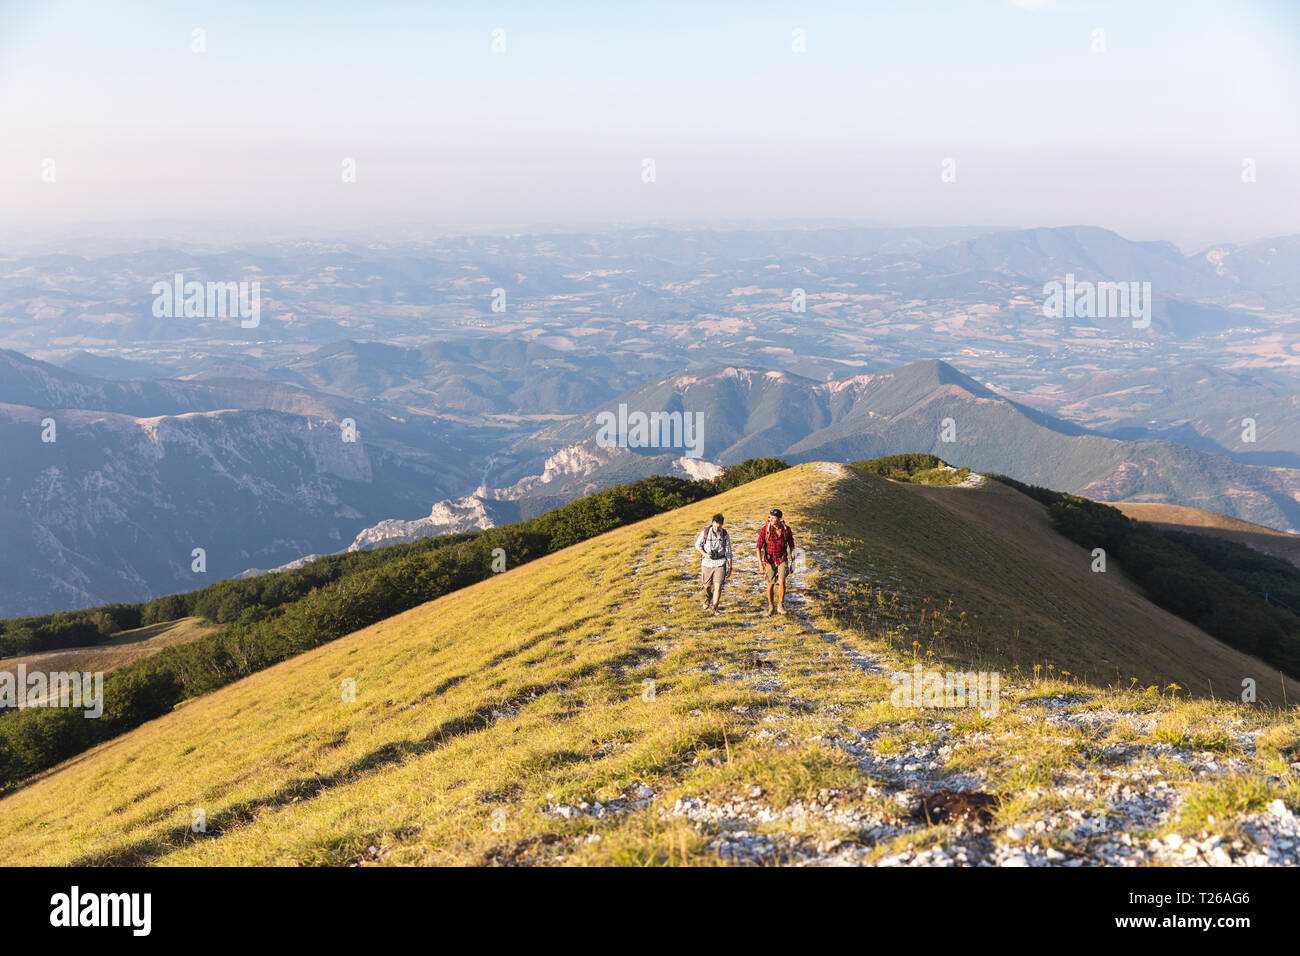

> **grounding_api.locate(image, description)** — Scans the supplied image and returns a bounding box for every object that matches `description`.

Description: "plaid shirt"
[757,521,794,563]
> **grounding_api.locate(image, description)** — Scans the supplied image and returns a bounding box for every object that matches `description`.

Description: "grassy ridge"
[840,464,1288,697]
[0,618,216,682]
[0,460,787,791]
[2,463,1295,866]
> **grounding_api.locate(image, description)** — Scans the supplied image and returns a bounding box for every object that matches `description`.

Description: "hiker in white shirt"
[694,513,733,615]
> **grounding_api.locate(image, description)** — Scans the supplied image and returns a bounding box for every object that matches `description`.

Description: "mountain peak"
[861,358,995,403]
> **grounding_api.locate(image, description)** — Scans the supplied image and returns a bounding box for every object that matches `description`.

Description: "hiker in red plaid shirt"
[756,508,795,617]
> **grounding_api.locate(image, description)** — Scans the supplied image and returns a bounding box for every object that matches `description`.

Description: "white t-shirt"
[695,526,732,568]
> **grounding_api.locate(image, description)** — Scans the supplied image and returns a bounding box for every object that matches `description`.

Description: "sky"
[1,0,1298,248]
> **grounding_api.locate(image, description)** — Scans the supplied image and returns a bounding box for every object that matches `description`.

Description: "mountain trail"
[629,466,1300,866]
[6,462,1299,868]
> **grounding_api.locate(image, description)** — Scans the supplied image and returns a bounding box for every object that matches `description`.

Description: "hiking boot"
[763,606,774,617]
[709,604,720,615]
[777,604,787,615]
[702,600,712,611]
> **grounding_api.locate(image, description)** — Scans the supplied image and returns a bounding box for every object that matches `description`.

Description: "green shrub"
[852,454,949,481]
[710,457,789,493]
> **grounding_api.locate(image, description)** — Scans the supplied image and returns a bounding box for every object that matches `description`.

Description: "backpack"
[759,522,791,563]
[702,525,729,561]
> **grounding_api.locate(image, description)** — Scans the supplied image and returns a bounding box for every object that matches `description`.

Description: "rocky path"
[535,463,1298,866]
[646,465,1300,866]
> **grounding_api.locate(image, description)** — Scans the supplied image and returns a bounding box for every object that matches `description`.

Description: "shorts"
[701,564,727,600]
[762,558,790,584]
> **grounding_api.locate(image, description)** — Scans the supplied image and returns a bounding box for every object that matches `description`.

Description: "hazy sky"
[2,0,1298,248]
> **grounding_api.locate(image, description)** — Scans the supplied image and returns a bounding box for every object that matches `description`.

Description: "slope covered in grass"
[3,464,1298,867]
[0,467,787,790]
[0,618,215,686]
[890,478,1290,696]
[1109,501,1300,569]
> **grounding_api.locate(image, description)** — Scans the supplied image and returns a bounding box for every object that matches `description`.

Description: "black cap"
[769,508,783,518]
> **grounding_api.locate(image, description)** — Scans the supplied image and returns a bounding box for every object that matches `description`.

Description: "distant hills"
[918,225,1222,298]
[494,360,1300,533]
[4,224,1299,354]
[273,337,662,415]
[1010,362,1300,468]
[1108,501,1300,570]
[2,221,1297,615]
[8,345,1296,617]
[0,350,486,615]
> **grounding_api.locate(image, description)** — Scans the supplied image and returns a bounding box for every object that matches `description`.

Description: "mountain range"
[2,222,1297,615]
[467,359,1300,533]
[0,350,487,615]
[5,345,1298,615]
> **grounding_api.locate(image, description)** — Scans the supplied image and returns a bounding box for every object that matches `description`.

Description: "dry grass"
[0,464,1295,866]
[900,480,1289,701]
[0,617,216,682]
[1108,501,1300,569]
